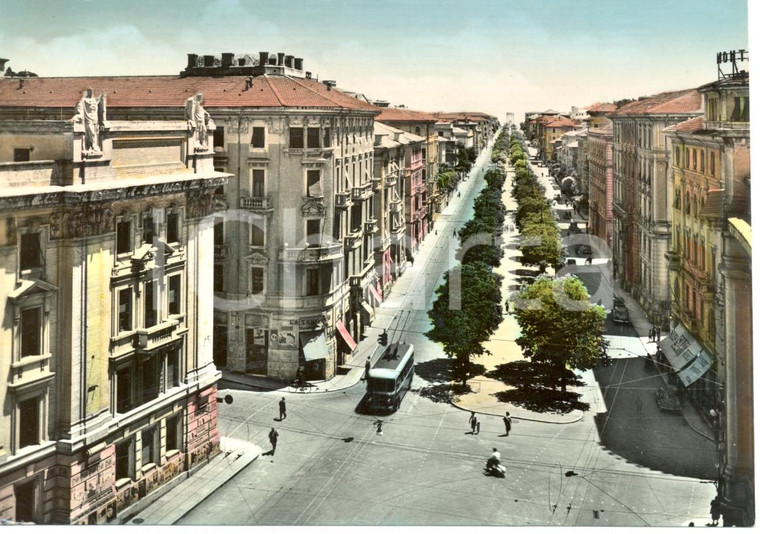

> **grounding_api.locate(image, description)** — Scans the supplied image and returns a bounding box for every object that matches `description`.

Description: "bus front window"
[368,377,395,392]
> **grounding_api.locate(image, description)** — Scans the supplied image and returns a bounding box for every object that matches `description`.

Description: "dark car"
[612,305,630,324]
[568,221,582,234]
[577,244,592,255]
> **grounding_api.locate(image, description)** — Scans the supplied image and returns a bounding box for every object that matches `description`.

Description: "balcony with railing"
[136,319,180,352]
[351,183,373,200]
[214,244,229,260]
[279,242,343,263]
[364,218,378,235]
[344,229,363,249]
[240,196,274,212]
[335,191,353,209]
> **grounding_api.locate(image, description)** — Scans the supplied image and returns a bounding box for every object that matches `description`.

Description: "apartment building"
[0,80,228,523]
[610,89,702,328]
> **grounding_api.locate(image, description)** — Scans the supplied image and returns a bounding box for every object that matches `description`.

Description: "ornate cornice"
[0,175,228,212]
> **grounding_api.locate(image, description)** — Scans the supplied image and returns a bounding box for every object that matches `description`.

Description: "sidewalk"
[118,437,261,525]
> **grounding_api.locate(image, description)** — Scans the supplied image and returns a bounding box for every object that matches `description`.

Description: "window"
[306,268,319,296]
[251,267,264,294]
[307,127,320,149]
[251,127,265,148]
[15,480,36,522]
[214,218,224,246]
[323,127,331,148]
[691,149,697,169]
[142,427,157,467]
[251,169,265,197]
[116,367,133,413]
[19,233,42,271]
[14,148,31,162]
[675,147,680,166]
[306,219,321,246]
[709,152,716,176]
[167,348,180,388]
[118,288,133,332]
[142,215,154,244]
[116,221,131,254]
[699,150,705,173]
[20,307,41,357]
[165,414,181,452]
[214,264,224,292]
[18,397,39,448]
[167,213,180,244]
[144,280,157,328]
[251,223,265,247]
[213,126,225,148]
[168,275,181,315]
[289,127,304,149]
[142,356,159,403]
[115,438,134,481]
[730,96,749,122]
[306,170,322,197]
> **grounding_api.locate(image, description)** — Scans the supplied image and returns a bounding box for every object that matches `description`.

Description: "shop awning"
[300,331,329,362]
[335,320,357,351]
[658,324,713,386]
[368,284,383,305]
[360,300,375,322]
[677,346,714,387]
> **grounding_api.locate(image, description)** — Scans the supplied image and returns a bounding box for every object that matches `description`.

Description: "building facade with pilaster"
[0,75,228,523]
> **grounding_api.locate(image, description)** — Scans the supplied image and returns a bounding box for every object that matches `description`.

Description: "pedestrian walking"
[476,421,481,435]
[268,427,278,454]
[364,357,371,381]
[469,411,478,434]
[710,497,721,526]
[279,397,287,420]
[656,326,661,341]
[648,327,655,343]
[503,412,512,436]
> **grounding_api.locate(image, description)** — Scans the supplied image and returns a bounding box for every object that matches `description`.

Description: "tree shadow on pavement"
[486,361,590,414]
[412,358,485,403]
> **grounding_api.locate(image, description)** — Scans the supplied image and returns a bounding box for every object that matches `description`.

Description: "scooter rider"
[487,447,502,471]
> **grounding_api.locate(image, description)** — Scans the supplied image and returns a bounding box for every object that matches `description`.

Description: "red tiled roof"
[613,89,702,116]
[668,116,704,133]
[0,75,379,111]
[586,102,617,113]
[544,117,578,128]
[375,107,437,122]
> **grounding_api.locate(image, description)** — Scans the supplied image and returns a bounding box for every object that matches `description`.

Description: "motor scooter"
[484,458,506,478]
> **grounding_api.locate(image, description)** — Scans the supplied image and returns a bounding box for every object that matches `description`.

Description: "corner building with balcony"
[0,78,229,523]
[179,53,380,381]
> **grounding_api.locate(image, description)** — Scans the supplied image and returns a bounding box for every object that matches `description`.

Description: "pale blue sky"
[0,0,750,118]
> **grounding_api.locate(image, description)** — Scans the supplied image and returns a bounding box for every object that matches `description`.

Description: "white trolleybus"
[365,343,415,413]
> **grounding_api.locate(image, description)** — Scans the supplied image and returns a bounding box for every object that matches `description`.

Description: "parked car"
[655,386,682,413]
[612,305,630,324]
[566,258,577,265]
[577,244,592,255]
[568,221,582,234]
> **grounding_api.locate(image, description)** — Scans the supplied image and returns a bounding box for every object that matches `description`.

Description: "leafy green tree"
[513,276,606,392]
[519,217,563,270]
[427,262,503,384]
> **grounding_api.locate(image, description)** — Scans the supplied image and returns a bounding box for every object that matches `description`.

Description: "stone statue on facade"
[185,92,214,150]
[71,88,106,155]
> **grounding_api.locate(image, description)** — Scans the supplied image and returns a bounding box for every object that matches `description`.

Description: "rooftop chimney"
[186,54,198,69]
[305,71,312,79]
[203,55,215,67]
[294,57,303,70]
[277,52,285,65]
[259,51,269,66]
[284,55,294,68]
[323,80,336,90]
[221,53,234,68]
